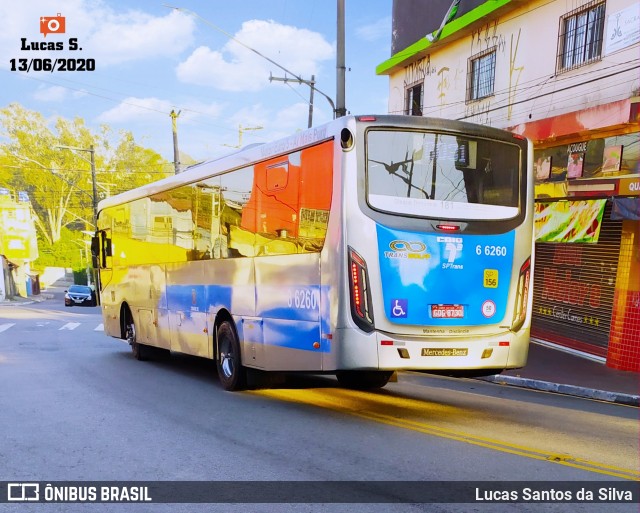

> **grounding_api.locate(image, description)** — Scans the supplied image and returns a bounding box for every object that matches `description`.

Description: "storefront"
[524,118,639,371]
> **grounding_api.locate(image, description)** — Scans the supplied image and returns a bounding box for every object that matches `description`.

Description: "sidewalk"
[0,293,53,306]
[481,340,640,407]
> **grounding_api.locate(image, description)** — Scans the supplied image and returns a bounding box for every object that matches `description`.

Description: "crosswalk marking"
[0,322,104,333]
[59,322,81,331]
[0,323,16,333]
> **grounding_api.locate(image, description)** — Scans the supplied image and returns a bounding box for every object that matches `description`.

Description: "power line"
[163,4,338,116]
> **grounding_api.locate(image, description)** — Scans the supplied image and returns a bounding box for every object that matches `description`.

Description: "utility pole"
[224,124,263,149]
[336,0,347,117]
[171,109,181,174]
[89,144,97,225]
[56,144,97,226]
[269,74,316,128]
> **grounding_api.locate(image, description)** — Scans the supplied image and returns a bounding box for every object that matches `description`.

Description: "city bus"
[92,115,534,391]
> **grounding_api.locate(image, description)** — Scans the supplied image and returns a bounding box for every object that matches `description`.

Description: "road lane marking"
[251,388,640,481]
[0,323,16,333]
[94,324,104,331]
[59,322,81,331]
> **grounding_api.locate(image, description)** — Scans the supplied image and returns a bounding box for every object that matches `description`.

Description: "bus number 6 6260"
[288,289,318,310]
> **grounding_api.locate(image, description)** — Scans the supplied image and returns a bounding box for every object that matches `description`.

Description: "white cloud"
[97,97,223,125]
[176,20,334,92]
[33,86,68,102]
[356,17,391,42]
[88,10,196,66]
[97,97,173,123]
[0,2,196,68]
[275,103,310,128]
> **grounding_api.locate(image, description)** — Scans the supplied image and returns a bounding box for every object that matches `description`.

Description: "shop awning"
[611,196,640,220]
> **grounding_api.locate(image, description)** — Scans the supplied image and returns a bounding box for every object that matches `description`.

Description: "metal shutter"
[531,201,622,350]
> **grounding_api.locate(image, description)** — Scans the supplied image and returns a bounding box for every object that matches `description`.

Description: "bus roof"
[96,115,526,213]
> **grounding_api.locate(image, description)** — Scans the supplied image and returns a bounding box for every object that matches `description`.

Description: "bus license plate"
[431,304,464,318]
[422,348,468,357]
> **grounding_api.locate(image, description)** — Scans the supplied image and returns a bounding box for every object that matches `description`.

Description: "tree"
[0,103,171,246]
[106,130,173,195]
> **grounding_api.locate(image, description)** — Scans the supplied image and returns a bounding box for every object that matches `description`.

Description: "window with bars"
[467,47,496,102]
[557,1,606,72]
[405,82,423,116]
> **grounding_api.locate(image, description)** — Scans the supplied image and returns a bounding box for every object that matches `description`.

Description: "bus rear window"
[366,130,521,220]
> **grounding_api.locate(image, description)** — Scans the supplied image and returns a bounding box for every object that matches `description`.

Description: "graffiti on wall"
[470,20,506,55]
[464,98,491,125]
[403,56,436,87]
[508,29,523,121]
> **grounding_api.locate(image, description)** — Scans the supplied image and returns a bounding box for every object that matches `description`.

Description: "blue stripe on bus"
[162,283,330,353]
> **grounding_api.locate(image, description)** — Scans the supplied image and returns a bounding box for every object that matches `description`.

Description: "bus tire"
[216,320,246,391]
[125,314,149,361]
[336,370,393,390]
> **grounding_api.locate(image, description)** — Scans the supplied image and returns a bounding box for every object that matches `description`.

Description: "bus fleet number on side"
[288,289,318,310]
[475,245,508,257]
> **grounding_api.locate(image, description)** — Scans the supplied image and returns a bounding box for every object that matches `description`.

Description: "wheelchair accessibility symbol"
[390,299,408,318]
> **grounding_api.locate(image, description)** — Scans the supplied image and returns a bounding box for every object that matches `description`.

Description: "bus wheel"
[336,370,393,390]
[126,316,147,361]
[216,320,246,391]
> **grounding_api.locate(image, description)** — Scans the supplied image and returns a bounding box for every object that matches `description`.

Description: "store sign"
[534,200,606,243]
[619,177,640,196]
[606,3,640,55]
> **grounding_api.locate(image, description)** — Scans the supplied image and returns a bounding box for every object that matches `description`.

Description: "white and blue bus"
[93,115,534,391]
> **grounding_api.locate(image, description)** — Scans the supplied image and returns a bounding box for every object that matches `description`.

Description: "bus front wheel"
[125,315,149,361]
[216,320,246,391]
[336,370,393,390]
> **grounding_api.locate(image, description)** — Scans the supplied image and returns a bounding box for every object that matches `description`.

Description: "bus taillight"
[348,247,375,332]
[511,257,531,332]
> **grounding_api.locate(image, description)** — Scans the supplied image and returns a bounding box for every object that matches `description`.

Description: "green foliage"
[0,102,172,246]
[34,227,87,269]
[72,269,89,286]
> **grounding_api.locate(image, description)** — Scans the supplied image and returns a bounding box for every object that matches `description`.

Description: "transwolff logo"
[384,240,431,260]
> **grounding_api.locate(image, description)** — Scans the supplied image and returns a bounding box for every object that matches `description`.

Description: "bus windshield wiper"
[369,155,430,198]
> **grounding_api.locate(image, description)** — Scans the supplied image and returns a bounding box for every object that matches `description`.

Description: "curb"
[0,293,53,306]
[480,375,640,407]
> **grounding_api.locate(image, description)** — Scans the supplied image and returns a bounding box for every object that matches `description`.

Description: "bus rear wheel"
[336,370,393,390]
[216,320,246,391]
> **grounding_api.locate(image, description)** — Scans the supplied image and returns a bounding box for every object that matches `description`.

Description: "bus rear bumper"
[332,327,530,372]
[375,330,529,371]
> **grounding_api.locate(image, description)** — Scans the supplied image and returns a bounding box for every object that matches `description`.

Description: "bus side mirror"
[104,238,112,257]
[91,235,100,268]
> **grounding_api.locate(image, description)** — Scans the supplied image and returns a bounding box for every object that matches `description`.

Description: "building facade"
[378,0,640,371]
[0,188,39,297]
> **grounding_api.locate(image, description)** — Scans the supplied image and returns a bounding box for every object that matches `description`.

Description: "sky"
[0,0,392,165]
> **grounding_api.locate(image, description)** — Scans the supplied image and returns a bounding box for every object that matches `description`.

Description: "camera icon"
[40,13,66,37]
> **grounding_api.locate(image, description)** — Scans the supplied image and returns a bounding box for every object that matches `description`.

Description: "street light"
[55,145,97,225]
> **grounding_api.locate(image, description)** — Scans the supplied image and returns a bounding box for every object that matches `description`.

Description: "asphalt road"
[0,294,637,513]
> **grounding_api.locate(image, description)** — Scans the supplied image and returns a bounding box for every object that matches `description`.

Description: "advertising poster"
[534,200,606,243]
